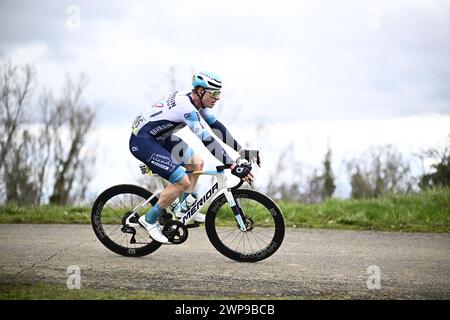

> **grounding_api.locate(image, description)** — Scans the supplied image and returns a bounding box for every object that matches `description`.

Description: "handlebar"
[215,164,247,190]
[216,164,233,172]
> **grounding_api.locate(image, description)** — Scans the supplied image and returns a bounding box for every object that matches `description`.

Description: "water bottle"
[181,193,198,212]
[185,194,197,207]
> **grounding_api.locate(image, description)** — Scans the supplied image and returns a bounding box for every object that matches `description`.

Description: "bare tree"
[0,61,97,206]
[418,135,450,189]
[346,145,413,199]
[49,74,96,205]
[0,61,35,170]
[0,62,39,204]
[348,165,374,199]
[3,129,42,204]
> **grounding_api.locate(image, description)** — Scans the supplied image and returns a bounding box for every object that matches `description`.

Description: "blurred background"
[1,0,449,206]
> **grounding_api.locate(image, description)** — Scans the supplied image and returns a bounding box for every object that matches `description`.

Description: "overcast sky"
[1,0,449,197]
[2,0,449,124]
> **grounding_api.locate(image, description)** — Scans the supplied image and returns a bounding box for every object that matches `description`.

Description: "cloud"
[1,0,449,125]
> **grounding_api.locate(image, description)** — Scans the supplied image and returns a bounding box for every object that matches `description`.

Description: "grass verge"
[278,188,449,232]
[0,283,349,300]
[0,188,448,233]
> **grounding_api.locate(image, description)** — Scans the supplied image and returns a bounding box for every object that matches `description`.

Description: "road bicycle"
[91,162,285,262]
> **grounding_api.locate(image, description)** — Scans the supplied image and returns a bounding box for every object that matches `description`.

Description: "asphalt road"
[0,224,449,299]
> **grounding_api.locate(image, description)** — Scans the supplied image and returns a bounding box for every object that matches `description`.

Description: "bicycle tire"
[205,189,285,262]
[91,184,162,257]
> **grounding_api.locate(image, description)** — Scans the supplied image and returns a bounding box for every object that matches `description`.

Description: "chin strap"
[196,88,206,108]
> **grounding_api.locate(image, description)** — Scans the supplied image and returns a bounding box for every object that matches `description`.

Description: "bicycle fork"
[214,173,248,231]
[223,189,247,231]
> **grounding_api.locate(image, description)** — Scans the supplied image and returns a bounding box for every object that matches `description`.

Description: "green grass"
[0,188,448,232]
[0,283,348,300]
[0,204,92,224]
[278,188,450,232]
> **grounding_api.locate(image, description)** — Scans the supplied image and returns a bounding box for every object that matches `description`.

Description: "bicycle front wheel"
[91,184,162,257]
[205,189,285,262]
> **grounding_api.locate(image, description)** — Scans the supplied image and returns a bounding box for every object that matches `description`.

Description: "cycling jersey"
[129,91,241,183]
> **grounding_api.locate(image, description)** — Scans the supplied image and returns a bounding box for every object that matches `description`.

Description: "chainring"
[162,220,188,244]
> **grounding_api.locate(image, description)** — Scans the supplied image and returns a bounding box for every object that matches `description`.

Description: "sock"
[181,192,198,210]
[145,203,164,224]
[181,192,189,203]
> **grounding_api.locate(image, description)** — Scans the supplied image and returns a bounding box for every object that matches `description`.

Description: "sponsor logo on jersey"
[149,111,162,118]
[167,91,178,109]
[132,115,144,128]
[150,123,174,136]
[148,153,175,171]
[152,102,164,108]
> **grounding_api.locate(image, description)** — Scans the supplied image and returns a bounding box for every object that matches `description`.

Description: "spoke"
[108,198,123,210]
[118,232,127,247]
[252,231,270,247]
[249,231,263,251]
[97,192,156,250]
[252,229,275,240]
[227,229,242,249]
[216,196,280,256]
[129,195,138,208]
[245,232,255,253]
[105,224,121,236]
[102,224,118,232]
[239,198,269,224]
[220,228,239,243]
[135,230,150,244]
[250,206,268,222]
[117,194,129,210]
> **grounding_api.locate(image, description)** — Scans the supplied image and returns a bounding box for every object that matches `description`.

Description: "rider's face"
[202,90,220,108]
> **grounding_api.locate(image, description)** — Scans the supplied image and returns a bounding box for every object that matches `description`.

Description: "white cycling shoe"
[138,215,168,243]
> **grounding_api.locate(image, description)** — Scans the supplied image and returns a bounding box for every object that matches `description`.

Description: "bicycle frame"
[127,170,248,231]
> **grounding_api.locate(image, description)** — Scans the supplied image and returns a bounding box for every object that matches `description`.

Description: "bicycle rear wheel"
[205,189,285,262]
[91,184,162,257]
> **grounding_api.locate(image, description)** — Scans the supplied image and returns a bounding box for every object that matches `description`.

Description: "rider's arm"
[184,111,235,165]
[199,108,243,152]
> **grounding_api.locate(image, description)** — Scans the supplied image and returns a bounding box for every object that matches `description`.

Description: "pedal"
[186,222,200,228]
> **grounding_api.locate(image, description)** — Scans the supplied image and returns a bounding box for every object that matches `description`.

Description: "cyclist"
[129,71,256,243]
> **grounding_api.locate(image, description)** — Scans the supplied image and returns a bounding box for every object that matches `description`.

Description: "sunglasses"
[205,89,221,98]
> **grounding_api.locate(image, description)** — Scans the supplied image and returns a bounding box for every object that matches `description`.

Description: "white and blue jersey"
[129,91,241,183]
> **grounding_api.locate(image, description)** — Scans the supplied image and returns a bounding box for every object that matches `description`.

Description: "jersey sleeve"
[198,107,217,125]
[182,107,234,165]
[199,108,242,152]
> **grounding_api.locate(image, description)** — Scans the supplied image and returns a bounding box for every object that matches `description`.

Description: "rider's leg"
[183,154,204,194]
[130,134,189,222]
[157,174,190,208]
[179,155,205,222]
[143,174,190,224]
[161,136,202,202]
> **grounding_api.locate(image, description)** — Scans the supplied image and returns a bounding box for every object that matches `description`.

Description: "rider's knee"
[184,155,204,171]
[192,155,204,171]
[175,175,190,191]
